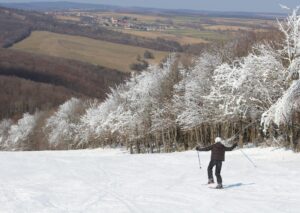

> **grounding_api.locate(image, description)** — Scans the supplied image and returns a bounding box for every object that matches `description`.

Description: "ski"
[209,186,224,190]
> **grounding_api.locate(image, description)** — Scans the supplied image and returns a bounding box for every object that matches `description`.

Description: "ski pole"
[226,120,258,144]
[239,149,257,168]
[197,151,202,169]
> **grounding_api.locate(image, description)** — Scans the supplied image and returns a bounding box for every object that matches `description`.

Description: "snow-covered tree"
[261,80,300,132]
[0,119,13,149]
[44,98,85,149]
[261,7,300,133]
[211,45,287,120]
[277,7,300,66]
[173,52,222,129]
[6,112,41,150]
[79,86,128,147]
[79,55,177,151]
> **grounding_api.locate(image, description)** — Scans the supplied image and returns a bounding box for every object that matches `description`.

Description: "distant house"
[111,17,118,25]
[124,23,132,29]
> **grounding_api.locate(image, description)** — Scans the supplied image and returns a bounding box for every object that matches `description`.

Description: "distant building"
[111,17,118,24]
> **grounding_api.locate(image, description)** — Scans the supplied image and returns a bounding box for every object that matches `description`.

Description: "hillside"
[0,6,174,120]
[0,48,128,120]
[11,31,169,72]
[0,75,80,120]
[0,147,299,212]
[0,7,182,52]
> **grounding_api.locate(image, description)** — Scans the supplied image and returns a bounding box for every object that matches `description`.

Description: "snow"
[0,148,299,212]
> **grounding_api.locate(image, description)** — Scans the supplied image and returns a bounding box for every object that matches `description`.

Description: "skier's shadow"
[224,183,255,189]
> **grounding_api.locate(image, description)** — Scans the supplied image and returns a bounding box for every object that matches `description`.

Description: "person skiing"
[196,137,237,189]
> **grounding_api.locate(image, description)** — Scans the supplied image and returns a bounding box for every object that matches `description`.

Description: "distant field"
[204,25,251,31]
[164,28,232,41]
[11,31,169,72]
[121,29,207,45]
[55,15,81,22]
[94,12,274,42]
[52,11,275,45]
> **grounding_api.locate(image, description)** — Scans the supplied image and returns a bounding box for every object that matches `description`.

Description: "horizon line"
[0,1,288,15]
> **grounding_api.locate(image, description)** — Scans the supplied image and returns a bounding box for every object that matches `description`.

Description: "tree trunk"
[238,121,243,148]
[195,127,199,145]
[162,129,166,152]
[155,133,160,153]
[250,122,257,146]
[173,127,179,151]
[167,129,172,152]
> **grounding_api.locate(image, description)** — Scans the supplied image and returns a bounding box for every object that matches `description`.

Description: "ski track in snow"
[0,148,299,213]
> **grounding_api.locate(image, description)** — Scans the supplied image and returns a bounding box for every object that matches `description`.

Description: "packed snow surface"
[0,147,299,213]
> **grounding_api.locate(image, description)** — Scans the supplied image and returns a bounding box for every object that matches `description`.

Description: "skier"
[196,137,237,189]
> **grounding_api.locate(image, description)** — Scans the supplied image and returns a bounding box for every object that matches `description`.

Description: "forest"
[0,48,128,120]
[0,8,299,152]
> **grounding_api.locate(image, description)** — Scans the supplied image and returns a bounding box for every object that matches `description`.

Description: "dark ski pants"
[208,160,222,184]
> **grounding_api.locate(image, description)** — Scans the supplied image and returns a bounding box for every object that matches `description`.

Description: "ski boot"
[216,184,223,189]
[208,179,214,184]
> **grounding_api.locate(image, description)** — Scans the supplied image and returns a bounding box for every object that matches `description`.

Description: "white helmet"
[215,137,222,143]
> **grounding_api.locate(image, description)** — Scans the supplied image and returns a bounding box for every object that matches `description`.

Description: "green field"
[164,28,231,41]
[120,29,207,45]
[11,31,169,72]
[95,12,274,41]
[53,11,275,46]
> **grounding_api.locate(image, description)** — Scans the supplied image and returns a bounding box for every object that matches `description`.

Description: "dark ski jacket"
[196,142,237,161]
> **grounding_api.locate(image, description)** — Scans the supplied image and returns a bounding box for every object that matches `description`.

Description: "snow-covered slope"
[0,148,299,213]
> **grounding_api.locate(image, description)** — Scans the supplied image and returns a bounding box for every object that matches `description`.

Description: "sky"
[0,0,299,13]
